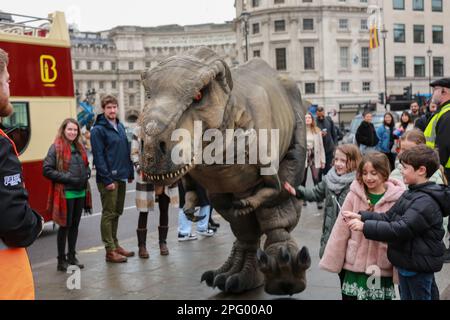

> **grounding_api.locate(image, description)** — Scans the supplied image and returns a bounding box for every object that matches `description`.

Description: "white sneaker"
[178,233,198,242]
[196,229,215,237]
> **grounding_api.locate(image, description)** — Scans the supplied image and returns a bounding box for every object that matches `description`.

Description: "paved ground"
[32,199,450,300]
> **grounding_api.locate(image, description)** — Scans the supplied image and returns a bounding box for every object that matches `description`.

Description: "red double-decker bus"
[0,11,76,221]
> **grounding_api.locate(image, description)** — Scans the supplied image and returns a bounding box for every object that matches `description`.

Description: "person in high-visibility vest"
[0,48,44,300]
[425,78,450,182]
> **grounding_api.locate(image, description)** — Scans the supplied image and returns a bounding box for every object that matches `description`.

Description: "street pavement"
[30,176,450,300]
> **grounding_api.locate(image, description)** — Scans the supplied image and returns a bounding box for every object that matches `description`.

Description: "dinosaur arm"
[233,173,281,216]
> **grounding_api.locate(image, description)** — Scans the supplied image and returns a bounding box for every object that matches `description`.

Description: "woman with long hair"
[301,112,326,209]
[376,112,396,171]
[43,118,92,271]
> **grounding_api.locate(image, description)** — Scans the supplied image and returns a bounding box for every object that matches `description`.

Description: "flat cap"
[430,77,450,88]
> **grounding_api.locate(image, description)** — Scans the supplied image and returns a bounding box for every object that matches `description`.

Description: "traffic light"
[378,92,385,104]
[403,84,412,99]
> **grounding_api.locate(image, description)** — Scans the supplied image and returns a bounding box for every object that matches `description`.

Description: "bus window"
[1,102,31,154]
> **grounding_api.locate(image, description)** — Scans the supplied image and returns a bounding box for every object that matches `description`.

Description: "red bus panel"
[22,160,52,221]
[0,41,74,97]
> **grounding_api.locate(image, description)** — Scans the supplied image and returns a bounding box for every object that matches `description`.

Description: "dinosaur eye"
[193,91,202,102]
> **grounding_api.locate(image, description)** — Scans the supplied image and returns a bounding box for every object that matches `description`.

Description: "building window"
[129,62,134,70]
[394,24,405,42]
[305,83,315,94]
[275,48,287,71]
[393,0,405,10]
[75,61,80,70]
[252,23,260,34]
[395,56,406,77]
[129,94,135,107]
[362,82,371,92]
[253,50,261,58]
[341,82,350,93]
[361,47,370,68]
[413,0,424,10]
[432,0,443,12]
[274,20,286,32]
[360,19,368,31]
[303,19,314,30]
[86,61,92,70]
[413,25,425,43]
[432,25,443,43]
[145,61,151,68]
[340,47,349,69]
[111,81,116,89]
[87,80,92,88]
[99,81,104,89]
[111,62,116,70]
[414,57,426,77]
[252,0,259,7]
[274,0,284,3]
[433,57,444,77]
[304,47,315,70]
[339,19,348,30]
[129,80,134,89]
[99,61,104,70]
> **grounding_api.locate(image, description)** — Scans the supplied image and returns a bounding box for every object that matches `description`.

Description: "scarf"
[46,137,92,226]
[323,167,356,195]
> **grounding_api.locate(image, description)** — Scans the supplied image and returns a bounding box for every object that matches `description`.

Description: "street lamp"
[427,48,433,94]
[240,10,250,62]
[381,26,388,110]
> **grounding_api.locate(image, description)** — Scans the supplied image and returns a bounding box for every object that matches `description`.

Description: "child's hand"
[343,211,360,220]
[347,219,364,232]
[284,182,296,196]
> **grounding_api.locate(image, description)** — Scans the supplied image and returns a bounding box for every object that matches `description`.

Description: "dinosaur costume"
[138,47,310,295]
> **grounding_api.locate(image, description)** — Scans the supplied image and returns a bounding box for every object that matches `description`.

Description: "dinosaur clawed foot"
[232,199,257,216]
[257,245,311,296]
[201,247,264,293]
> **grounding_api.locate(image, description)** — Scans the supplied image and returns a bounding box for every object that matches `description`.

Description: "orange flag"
[369,25,379,49]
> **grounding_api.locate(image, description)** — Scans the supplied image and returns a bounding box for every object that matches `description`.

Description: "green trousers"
[98,181,126,251]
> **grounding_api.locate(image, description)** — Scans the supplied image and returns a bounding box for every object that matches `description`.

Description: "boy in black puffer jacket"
[344,145,449,300]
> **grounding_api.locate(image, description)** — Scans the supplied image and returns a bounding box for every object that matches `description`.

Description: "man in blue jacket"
[91,95,134,263]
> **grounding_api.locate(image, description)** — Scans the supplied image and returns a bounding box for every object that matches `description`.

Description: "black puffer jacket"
[43,144,90,191]
[360,182,449,273]
[355,121,379,147]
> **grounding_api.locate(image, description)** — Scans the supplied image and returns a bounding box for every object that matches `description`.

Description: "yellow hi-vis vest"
[424,102,450,168]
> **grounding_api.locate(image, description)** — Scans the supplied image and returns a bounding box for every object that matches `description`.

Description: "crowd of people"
[1,43,450,300]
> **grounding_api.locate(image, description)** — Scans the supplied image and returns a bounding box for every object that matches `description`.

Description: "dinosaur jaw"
[142,161,195,185]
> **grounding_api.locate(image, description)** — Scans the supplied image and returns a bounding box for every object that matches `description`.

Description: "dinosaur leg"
[201,194,264,293]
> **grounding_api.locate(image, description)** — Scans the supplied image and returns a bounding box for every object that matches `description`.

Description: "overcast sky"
[1,0,236,31]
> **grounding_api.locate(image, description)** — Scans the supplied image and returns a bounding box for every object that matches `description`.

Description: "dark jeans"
[383,152,396,172]
[57,197,84,257]
[399,272,439,300]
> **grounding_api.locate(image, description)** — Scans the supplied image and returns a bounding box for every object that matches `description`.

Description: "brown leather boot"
[158,226,169,256]
[115,246,135,257]
[136,229,149,259]
[105,249,127,263]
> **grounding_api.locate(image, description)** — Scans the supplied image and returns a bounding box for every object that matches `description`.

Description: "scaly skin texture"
[139,47,310,295]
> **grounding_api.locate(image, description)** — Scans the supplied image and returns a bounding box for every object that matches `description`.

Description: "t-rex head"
[139,47,233,185]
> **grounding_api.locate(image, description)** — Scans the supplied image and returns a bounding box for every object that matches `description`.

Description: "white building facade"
[235,0,381,122]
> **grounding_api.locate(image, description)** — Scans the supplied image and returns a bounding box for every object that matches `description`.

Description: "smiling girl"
[319,152,405,300]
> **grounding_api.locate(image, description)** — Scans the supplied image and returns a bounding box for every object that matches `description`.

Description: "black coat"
[0,135,42,248]
[361,182,449,273]
[316,116,337,154]
[43,144,90,191]
[355,121,379,147]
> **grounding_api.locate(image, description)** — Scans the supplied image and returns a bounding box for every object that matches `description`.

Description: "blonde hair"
[335,144,362,173]
[400,128,426,145]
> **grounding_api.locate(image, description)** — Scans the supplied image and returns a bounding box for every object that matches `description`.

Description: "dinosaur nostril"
[159,141,167,155]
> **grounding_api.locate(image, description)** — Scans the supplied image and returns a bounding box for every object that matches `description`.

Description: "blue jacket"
[90,114,134,185]
[376,125,393,153]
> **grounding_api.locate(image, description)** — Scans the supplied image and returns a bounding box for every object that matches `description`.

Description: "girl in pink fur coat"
[319,152,405,300]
